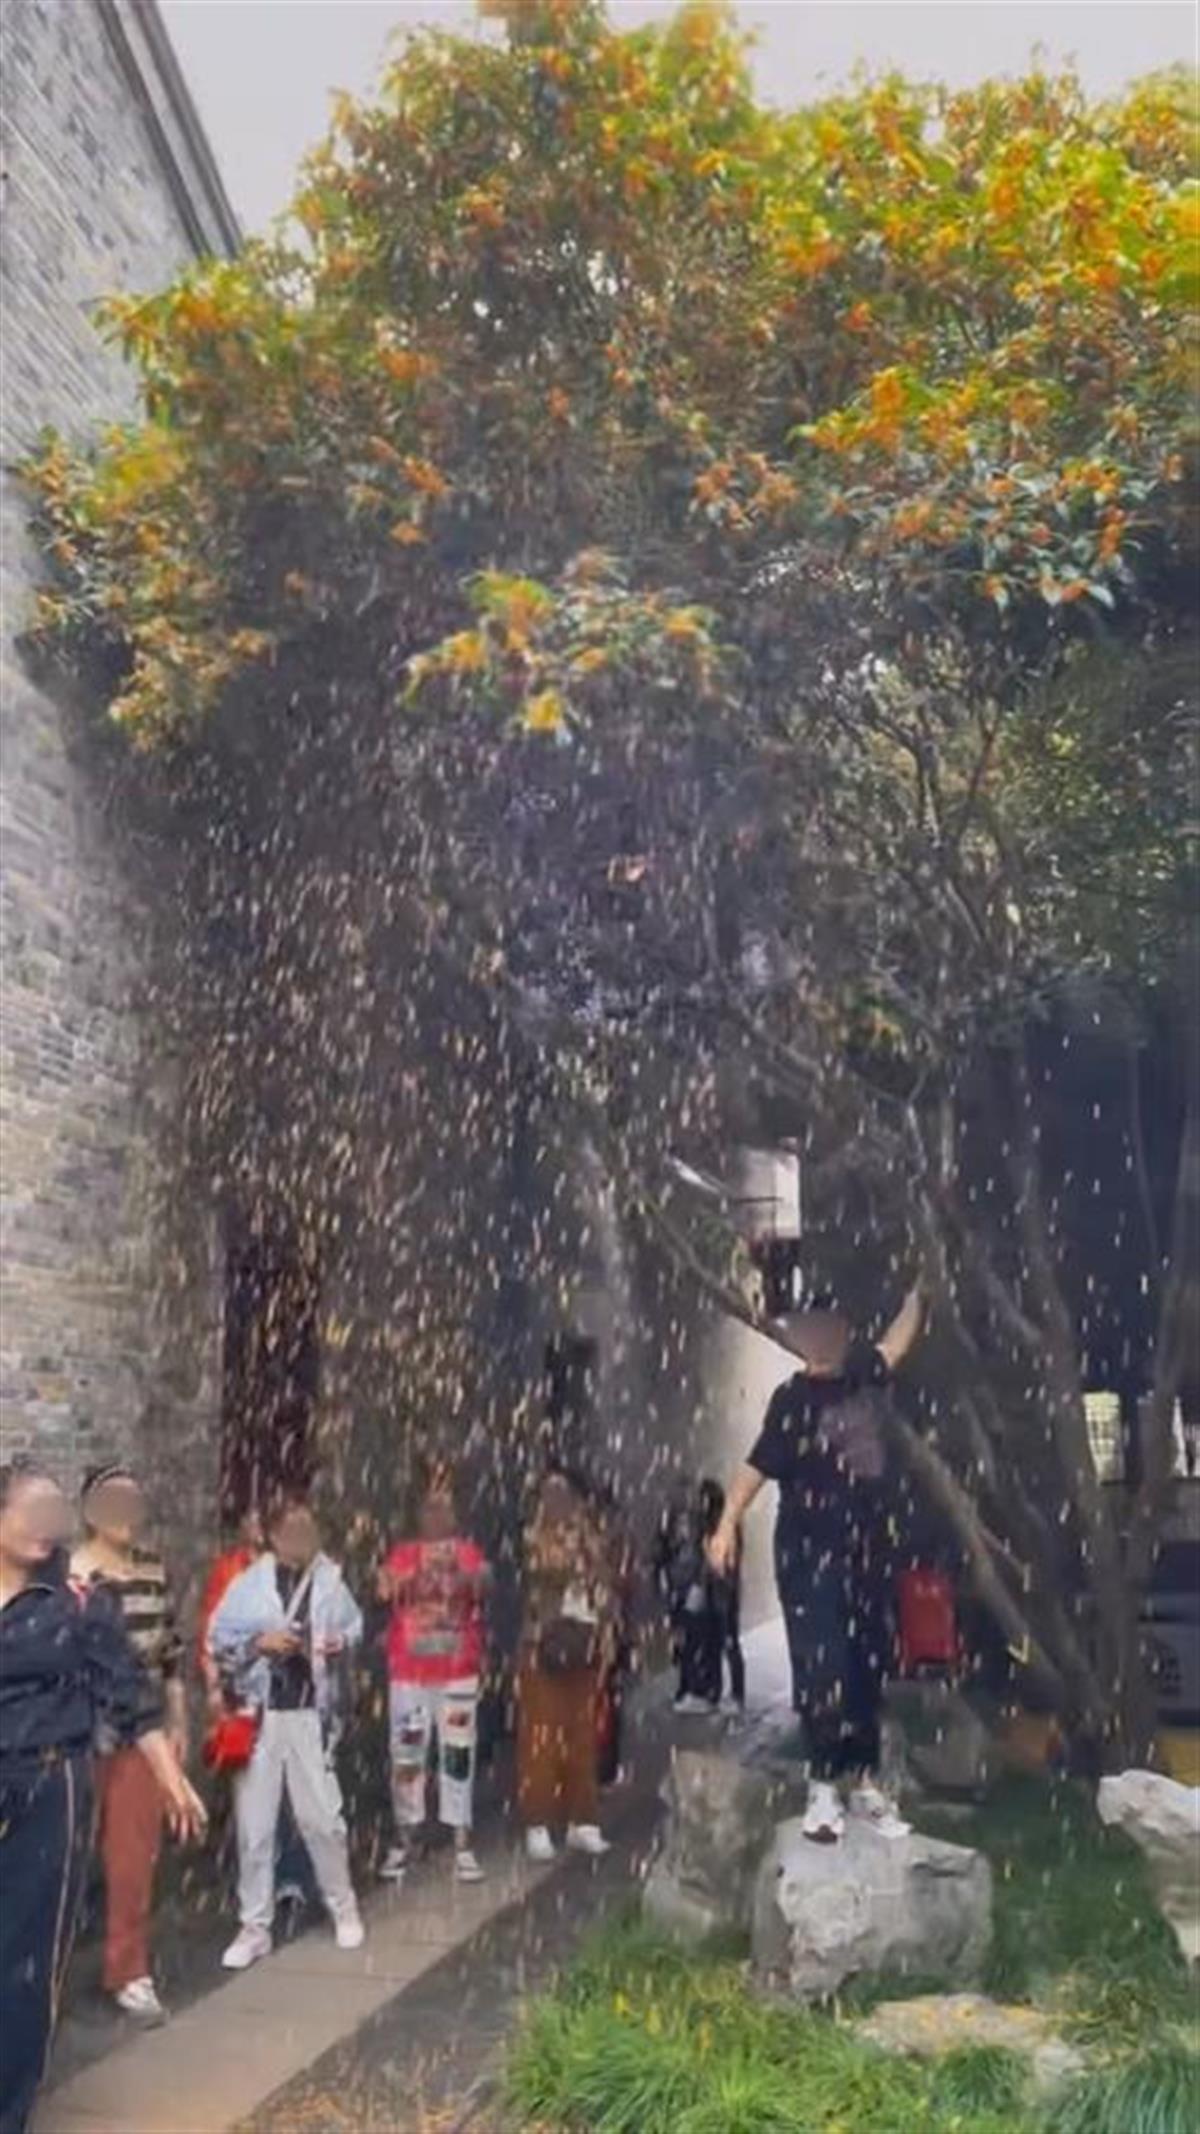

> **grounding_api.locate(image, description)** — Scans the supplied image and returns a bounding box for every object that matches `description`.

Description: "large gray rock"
[642,1742,808,1944]
[882,1680,994,1799]
[1097,1769,1200,1964]
[752,1816,992,2000]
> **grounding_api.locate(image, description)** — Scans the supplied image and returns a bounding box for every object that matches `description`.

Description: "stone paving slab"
[32,1836,557,2134]
[238,1791,666,2134]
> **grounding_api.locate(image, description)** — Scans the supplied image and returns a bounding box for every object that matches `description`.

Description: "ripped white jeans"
[389,1677,479,1833]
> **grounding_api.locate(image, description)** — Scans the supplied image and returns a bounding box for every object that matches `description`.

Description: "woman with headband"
[71,1463,187,2027]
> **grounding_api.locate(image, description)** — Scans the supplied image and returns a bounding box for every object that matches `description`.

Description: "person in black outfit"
[709,1285,923,1841]
[0,1462,206,2134]
[659,1481,746,1713]
[701,1479,746,1715]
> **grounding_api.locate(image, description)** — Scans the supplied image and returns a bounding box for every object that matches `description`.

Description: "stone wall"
[0,0,236,1583]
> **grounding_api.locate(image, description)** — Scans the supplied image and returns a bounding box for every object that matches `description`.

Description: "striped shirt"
[74,1549,182,1688]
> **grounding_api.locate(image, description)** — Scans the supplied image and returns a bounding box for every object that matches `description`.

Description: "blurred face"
[541,1475,579,1527]
[0,1476,69,1571]
[792,1310,852,1377]
[419,1487,456,1543]
[238,1508,264,1551]
[272,1505,318,1567]
[85,1476,145,1548]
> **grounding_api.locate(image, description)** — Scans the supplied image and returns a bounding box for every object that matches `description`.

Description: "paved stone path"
[34,1625,790,2134]
[239,1787,664,2134]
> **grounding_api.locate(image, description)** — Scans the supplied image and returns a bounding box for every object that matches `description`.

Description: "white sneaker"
[673,1694,718,1715]
[801,1780,845,1845]
[526,1825,556,1863]
[454,1846,486,1884]
[566,1823,611,1857]
[222,1925,272,1971]
[849,1779,911,1839]
[378,1845,409,1882]
[113,1976,167,2025]
[332,1902,365,1950]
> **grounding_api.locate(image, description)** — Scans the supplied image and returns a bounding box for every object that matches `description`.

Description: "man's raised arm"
[876,1282,924,1373]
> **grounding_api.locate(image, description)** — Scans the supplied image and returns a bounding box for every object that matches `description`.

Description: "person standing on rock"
[709,1284,924,1844]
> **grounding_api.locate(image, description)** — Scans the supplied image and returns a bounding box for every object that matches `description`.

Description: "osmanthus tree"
[27,0,1197,1755]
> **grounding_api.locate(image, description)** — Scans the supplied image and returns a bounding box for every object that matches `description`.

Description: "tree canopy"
[25,0,1199,1757]
[30,0,1195,742]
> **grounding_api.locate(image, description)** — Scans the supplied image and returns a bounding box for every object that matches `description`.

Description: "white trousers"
[389,1677,479,1833]
[234,1709,355,1930]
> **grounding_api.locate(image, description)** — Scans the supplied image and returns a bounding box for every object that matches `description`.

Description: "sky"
[160,1,1195,235]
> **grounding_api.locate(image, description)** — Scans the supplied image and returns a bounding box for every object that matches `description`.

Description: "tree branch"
[1128,1019,1199,1589]
[1126,1035,1161,1297]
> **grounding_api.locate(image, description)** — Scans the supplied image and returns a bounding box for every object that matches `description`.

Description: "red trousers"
[96,1747,162,1991]
[516,1662,599,1829]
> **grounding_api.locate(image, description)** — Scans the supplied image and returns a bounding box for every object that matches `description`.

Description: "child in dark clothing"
[658,1481,745,1714]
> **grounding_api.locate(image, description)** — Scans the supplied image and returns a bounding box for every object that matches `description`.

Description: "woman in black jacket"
[0,1461,206,2134]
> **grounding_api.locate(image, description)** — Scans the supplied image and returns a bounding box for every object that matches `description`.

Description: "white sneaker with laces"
[113,1976,167,2025]
[222,1925,272,1971]
[848,1779,911,1839]
[566,1823,611,1857]
[454,1846,486,1884]
[378,1845,409,1882]
[673,1694,717,1715]
[801,1780,846,1845]
[332,1902,365,1950]
[526,1825,556,1863]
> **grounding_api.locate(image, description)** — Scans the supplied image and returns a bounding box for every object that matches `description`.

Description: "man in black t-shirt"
[709,1284,923,1843]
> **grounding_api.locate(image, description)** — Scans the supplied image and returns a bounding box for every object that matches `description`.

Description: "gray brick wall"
[0,0,231,1578]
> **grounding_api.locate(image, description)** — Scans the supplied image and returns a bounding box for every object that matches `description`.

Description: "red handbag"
[202,1709,261,1772]
[897,1568,959,1674]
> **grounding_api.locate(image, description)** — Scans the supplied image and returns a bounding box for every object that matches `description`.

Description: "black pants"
[677,1579,745,1709]
[776,1502,891,1781]
[715,1580,746,1709]
[0,1755,93,2134]
[677,1606,722,1703]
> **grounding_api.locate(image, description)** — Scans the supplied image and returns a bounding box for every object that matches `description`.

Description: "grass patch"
[1045,2044,1200,2134]
[505,1780,1199,2133]
[930,1777,1195,2047]
[506,1945,1030,2132]
[927,2046,1029,2116]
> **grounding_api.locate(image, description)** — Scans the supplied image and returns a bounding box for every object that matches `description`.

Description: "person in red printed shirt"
[376,1464,489,1885]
